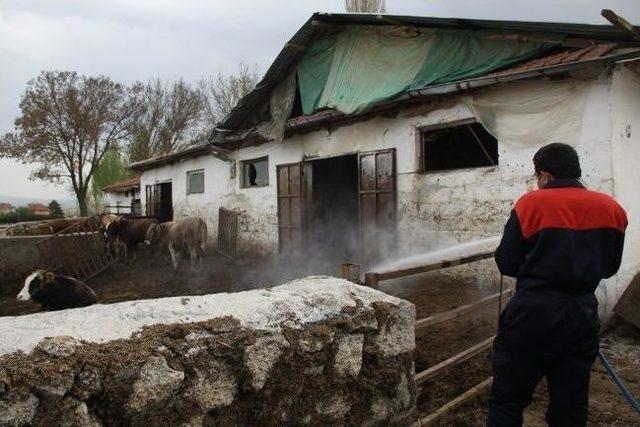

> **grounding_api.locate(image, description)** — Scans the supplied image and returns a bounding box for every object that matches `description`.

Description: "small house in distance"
[27,203,50,216]
[0,203,15,214]
[130,13,640,318]
[101,177,142,216]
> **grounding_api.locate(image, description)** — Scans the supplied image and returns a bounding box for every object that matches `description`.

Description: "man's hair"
[533,143,581,179]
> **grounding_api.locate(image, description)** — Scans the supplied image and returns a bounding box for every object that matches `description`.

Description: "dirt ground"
[1,251,639,425]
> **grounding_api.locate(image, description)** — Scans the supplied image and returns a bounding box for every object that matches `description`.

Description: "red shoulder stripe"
[514,188,627,239]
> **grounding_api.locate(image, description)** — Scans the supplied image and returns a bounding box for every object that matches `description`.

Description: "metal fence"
[35,216,116,281]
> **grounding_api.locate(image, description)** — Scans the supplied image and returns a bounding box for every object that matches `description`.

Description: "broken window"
[186,169,204,194]
[419,121,498,172]
[241,157,269,188]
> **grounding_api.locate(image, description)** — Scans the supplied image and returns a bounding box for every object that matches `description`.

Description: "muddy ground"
[1,251,639,425]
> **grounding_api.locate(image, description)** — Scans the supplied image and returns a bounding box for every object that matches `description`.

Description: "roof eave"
[215,48,640,149]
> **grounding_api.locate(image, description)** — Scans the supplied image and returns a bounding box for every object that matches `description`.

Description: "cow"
[17,270,97,311]
[97,213,122,257]
[145,217,207,270]
[105,217,157,261]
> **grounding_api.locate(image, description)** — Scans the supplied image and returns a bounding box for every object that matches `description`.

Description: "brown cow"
[105,217,157,261]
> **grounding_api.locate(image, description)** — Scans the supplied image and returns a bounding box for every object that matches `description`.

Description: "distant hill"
[0,195,77,209]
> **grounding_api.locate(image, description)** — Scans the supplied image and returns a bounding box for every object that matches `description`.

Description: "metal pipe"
[598,349,640,416]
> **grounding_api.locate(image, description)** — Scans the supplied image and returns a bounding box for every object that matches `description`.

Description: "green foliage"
[90,149,131,208]
[48,200,64,218]
[0,207,52,224]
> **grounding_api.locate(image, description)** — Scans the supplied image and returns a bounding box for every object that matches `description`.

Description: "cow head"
[17,270,55,301]
[104,217,126,239]
[145,223,160,246]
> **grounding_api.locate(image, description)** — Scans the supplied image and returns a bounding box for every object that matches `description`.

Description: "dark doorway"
[146,182,173,222]
[307,155,359,261]
[158,182,173,222]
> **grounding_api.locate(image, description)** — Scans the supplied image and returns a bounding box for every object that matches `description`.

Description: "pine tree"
[49,200,64,218]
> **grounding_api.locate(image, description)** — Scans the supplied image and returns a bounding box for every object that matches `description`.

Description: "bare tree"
[345,0,386,13]
[128,79,205,162]
[0,71,144,215]
[199,63,260,126]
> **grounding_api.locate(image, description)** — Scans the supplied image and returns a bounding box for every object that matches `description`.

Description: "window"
[418,121,498,172]
[187,169,204,194]
[241,157,269,188]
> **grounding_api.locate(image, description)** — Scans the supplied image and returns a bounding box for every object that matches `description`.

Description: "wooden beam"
[415,289,512,332]
[372,251,495,283]
[418,377,493,426]
[601,9,640,42]
[415,336,495,385]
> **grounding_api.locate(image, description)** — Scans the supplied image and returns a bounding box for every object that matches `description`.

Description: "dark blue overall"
[487,179,627,426]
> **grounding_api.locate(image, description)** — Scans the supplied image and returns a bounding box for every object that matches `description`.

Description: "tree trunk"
[77,194,88,216]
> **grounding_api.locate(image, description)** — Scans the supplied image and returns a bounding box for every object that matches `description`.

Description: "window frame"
[416,118,498,174]
[186,169,205,195]
[240,156,270,189]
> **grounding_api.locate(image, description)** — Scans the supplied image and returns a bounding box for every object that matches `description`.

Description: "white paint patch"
[17,270,41,301]
[0,277,413,356]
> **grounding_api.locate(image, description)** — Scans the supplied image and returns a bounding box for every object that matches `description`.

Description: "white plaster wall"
[220,76,614,259]
[139,75,619,268]
[603,64,640,319]
[102,190,140,213]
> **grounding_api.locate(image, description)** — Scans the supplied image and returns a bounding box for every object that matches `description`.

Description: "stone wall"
[0,277,416,426]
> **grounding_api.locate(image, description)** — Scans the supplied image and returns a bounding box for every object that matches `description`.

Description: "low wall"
[0,277,416,426]
[0,236,43,295]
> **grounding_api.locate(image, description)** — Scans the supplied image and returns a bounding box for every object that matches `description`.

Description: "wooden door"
[277,163,304,253]
[359,149,396,262]
[145,185,156,216]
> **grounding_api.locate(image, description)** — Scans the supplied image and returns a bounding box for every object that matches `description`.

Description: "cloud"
[1,0,638,199]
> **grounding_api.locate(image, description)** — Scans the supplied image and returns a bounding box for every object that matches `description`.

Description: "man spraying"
[488,143,627,426]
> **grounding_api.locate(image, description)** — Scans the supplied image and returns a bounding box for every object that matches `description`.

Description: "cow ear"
[44,272,55,284]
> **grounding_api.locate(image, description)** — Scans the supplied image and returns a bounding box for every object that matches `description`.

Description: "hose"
[598,349,640,416]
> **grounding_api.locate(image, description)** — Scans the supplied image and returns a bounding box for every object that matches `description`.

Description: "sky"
[1,0,639,200]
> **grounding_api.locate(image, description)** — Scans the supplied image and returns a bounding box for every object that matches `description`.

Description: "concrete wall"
[0,236,43,295]
[0,277,416,426]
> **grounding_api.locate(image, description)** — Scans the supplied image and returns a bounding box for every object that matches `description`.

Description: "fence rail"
[363,246,508,425]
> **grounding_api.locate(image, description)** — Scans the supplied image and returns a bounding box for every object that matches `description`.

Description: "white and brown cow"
[145,217,207,270]
[17,270,97,311]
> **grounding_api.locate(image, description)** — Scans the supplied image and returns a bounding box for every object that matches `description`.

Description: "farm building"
[26,202,50,216]
[101,177,142,216]
[0,203,15,214]
[130,13,640,318]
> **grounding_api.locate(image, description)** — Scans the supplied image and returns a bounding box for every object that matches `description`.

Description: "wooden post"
[364,272,379,288]
[601,9,640,41]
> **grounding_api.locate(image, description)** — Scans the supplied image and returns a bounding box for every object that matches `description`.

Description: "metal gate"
[217,207,239,258]
[36,216,117,281]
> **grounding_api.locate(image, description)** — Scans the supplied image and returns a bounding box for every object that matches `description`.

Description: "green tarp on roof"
[297,26,562,115]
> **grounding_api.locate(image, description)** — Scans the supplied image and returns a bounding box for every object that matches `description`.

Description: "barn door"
[359,149,396,262]
[145,185,156,216]
[277,163,304,253]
